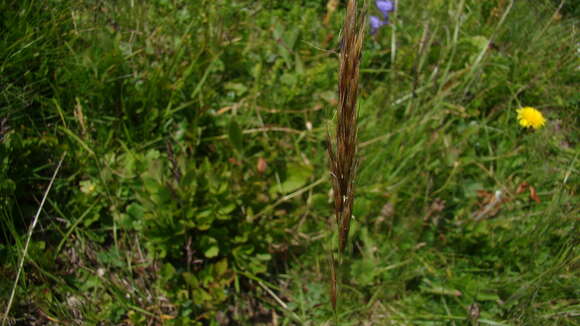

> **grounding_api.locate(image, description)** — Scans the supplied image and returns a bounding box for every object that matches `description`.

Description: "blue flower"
[369,15,386,35]
[376,0,395,19]
[369,0,395,34]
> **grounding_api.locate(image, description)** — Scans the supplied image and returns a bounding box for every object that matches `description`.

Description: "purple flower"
[369,15,386,35]
[369,1,395,35]
[376,0,395,19]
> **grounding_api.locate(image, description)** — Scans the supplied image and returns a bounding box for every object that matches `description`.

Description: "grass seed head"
[329,0,366,254]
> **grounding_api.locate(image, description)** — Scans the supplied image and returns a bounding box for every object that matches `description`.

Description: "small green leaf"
[270,162,313,195]
[204,246,219,258]
[476,292,501,301]
[180,169,197,191]
[126,203,144,219]
[420,279,462,297]
[201,236,219,258]
[228,120,243,152]
[224,82,248,97]
[182,272,199,287]
[214,259,228,277]
[284,27,300,50]
[280,72,297,86]
[255,253,271,261]
[196,210,214,230]
[161,263,176,281]
[142,177,160,194]
[217,203,236,220]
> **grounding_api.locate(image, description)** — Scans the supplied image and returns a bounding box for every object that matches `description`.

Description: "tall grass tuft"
[328,0,366,313]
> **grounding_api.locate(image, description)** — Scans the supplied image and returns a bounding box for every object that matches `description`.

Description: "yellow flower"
[517,107,546,130]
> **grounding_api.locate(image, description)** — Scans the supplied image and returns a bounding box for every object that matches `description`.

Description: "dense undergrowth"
[1,0,578,325]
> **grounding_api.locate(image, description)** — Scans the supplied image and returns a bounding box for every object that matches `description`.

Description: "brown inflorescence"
[328,0,365,255]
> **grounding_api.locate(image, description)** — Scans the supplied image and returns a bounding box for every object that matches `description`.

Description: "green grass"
[1,0,578,325]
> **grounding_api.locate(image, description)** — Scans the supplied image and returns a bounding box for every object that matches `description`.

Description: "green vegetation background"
[0,0,578,325]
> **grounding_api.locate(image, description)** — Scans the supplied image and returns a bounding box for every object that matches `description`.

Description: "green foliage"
[1,0,578,324]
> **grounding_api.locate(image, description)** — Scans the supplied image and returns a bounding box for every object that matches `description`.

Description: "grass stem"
[2,152,66,326]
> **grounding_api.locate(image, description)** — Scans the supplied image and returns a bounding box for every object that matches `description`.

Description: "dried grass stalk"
[329,253,338,311]
[328,0,365,254]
